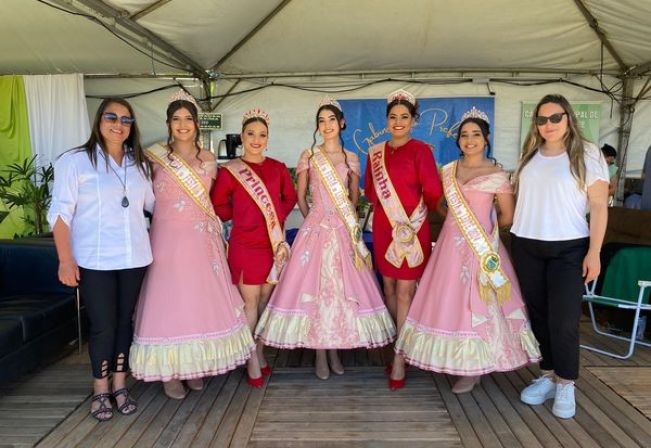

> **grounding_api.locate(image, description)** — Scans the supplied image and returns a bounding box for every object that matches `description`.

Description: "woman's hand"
[582,249,601,284]
[58,258,80,287]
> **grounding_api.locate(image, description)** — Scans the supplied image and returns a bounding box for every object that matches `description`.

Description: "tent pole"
[615,77,634,205]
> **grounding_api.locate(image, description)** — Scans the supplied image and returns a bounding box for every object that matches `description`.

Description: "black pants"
[79,266,147,379]
[510,235,588,380]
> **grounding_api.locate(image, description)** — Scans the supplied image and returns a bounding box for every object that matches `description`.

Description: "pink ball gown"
[395,166,540,375]
[255,150,395,349]
[130,156,255,381]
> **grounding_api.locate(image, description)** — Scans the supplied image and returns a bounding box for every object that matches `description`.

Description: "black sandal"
[91,393,114,422]
[113,387,138,415]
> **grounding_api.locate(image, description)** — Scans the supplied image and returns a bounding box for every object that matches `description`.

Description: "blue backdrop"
[338,97,495,188]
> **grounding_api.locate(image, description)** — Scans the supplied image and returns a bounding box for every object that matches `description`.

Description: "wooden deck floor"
[0,321,649,447]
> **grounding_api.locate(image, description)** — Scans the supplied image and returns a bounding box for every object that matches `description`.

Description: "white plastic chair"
[581,279,651,359]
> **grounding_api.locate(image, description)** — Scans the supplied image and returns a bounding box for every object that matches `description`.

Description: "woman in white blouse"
[48,98,154,422]
[511,94,609,419]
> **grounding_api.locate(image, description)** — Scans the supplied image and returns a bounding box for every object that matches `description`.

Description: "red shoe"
[384,364,392,376]
[388,376,406,391]
[247,375,264,388]
[260,365,272,377]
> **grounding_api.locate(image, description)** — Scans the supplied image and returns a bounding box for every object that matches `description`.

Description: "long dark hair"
[166,99,202,164]
[74,98,150,178]
[309,104,351,173]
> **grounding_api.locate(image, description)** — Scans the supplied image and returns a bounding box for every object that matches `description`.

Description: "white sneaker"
[552,382,576,419]
[520,375,556,405]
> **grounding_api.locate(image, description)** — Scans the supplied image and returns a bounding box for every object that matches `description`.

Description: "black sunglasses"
[102,112,136,126]
[534,112,567,126]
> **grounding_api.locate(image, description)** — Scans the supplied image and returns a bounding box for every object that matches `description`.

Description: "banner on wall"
[520,101,601,149]
[339,97,495,188]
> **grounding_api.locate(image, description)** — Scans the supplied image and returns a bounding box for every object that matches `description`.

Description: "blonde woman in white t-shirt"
[510,94,609,419]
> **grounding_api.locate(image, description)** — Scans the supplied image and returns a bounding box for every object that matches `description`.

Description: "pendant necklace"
[108,157,129,208]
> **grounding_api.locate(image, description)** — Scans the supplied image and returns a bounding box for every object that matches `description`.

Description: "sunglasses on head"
[102,112,136,126]
[534,112,567,126]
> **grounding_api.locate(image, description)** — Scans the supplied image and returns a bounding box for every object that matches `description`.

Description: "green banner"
[520,101,601,149]
[0,75,33,238]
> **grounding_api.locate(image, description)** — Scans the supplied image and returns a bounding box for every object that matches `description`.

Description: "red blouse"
[211,157,297,285]
[364,139,442,280]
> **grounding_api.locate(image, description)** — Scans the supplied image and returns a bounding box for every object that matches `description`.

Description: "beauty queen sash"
[309,148,372,270]
[223,159,289,284]
[368,143,427,268]
[145,143,224,231]
[442,161,511,304]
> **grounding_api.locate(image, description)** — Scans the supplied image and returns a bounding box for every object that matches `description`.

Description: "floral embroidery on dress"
[194,222,205,232]
[173,199,186,212]
[300,250,310,266]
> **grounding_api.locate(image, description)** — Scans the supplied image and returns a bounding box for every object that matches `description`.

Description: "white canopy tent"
[3,0,651,177]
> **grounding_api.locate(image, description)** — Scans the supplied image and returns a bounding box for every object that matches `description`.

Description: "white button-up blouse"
[47,146,155,270]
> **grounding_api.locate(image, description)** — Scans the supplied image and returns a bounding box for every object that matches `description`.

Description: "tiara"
[242,108,271,125]
[318,96,342,112]
[461,106,490,124]
[387,89,416,106]
[168,88,199,110]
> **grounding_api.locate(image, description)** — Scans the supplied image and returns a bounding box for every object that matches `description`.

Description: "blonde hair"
[513,94,588,194]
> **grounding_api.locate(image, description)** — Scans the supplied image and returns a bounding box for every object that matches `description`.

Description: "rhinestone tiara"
[318,96,342,112]
[168,88,199,110]
[461,106,490,124]
[387,88,416,106]
[242,108,271,125]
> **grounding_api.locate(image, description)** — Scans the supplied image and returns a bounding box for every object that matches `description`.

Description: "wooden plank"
[111,384,170,448]
[229,378,266,448]
[248,442,459,448]
[209,372,253,447]
[189,370,243,447]
[430,374,482,448]
[169,374,228,448]
[256,409,449,423]
[480,374,544,448]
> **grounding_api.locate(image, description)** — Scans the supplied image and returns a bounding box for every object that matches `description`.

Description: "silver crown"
[242,108,271,125]
[387,89,416,106]
[318,96,342,111]
[168,88,199,110]
[461,106,490,124]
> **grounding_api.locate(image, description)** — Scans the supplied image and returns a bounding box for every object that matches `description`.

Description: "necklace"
[107,157,129,208]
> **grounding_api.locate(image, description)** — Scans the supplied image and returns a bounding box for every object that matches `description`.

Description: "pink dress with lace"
[395,168,540,375]
[255,150,395,349]
[130,156,254,382]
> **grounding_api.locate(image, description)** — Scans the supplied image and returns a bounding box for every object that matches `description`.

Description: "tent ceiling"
[2,0,651,78]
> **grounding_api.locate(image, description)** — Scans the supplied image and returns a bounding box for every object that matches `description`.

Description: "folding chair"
[581,279,651,359]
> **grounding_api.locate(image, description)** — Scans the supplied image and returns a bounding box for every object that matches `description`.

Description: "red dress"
[211,157,297,285]
[364,139,442,280]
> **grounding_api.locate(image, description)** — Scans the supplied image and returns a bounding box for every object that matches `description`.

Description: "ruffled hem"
[395,321,541,376]
[129,324,255,382]
[255,308,396,349]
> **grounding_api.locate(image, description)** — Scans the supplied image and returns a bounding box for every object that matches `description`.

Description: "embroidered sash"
[369,143,427,268]
[223,159,289,284]
[442,161,511,304]
[145,143,223,231]
[309,148,372,270]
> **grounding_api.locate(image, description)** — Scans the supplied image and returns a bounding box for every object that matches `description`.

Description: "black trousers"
[510,234,588,380]
[79,266,147,379]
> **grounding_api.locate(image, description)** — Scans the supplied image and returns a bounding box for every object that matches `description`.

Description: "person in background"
[601,143,618,203]
[48,98,154,421]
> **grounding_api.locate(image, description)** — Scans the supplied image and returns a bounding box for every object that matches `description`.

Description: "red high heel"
[260,365,272,377]
[388,376,406,391]
[247,375,264,388]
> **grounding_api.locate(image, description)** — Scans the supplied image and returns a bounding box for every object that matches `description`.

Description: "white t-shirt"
[512,141,609,241]
[47,146,155,270]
